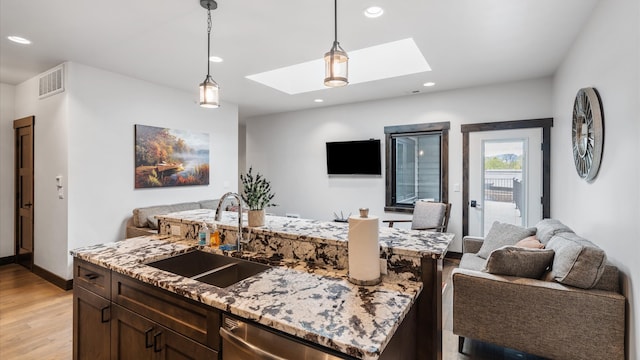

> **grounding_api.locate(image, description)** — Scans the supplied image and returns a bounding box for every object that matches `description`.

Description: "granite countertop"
[71,235,422,359]
[157,209,454,259]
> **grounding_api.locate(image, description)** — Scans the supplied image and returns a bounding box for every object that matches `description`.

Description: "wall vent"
[38,65,65,99]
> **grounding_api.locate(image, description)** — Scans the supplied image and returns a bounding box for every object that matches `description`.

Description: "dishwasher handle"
[220,327,287,360]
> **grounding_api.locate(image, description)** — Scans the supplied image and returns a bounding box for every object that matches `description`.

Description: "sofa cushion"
[515,236,544,249]
[459,253,487,272]
[477,221,537,259]
[483,246,555,279]
[535,219,574,245]
[133,202,200,228]
[546,232,607,289]
[198,199,220,210]
[147,215,159,230]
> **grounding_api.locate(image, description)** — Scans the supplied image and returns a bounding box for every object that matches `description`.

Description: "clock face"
[572,87,604,182]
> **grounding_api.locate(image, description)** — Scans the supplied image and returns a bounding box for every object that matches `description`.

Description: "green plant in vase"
[240,167,276,226]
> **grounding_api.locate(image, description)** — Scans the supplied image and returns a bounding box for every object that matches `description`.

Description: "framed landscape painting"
[134,124,210,188]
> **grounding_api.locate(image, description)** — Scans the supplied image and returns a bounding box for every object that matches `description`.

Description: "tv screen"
[326,139,382,175]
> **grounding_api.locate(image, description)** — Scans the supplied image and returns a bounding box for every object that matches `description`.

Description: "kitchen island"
[72,211,453,359]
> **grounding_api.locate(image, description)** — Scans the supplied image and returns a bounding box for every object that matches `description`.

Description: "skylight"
[245,38,431,95]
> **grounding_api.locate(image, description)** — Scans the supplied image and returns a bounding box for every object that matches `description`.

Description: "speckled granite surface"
[157,209,453,259]
[157,210,453,282]
[71,235,423,359]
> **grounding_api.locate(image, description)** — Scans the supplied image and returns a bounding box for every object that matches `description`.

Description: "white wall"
[245,78,553,252]
[12,62,239,280]
[552,0,639,357]
[0,83,16,258]
[14,74,69,278]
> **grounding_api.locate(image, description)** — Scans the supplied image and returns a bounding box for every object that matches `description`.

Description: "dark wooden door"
[73,286,110,360]
[111,305,156,360]
[13,116,34,269]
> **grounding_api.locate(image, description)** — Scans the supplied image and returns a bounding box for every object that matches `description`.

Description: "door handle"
[24,203,32,208]
[100,306,110,323]
[470,200,482,209]
[144,328,154,348]
[153,332,163,353]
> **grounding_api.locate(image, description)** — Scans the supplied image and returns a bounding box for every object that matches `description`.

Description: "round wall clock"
[572,87,604,182]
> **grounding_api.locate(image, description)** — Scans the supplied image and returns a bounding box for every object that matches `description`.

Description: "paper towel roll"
[348,214,381,286]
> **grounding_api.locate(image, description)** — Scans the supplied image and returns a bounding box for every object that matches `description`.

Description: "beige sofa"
[126,199,219,238]
[452,219,625,360]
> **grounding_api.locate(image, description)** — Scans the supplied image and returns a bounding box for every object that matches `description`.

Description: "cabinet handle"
[153,332,163,353]
[144,328,154,348]
[100,306,110,323]
[84,273,99,281]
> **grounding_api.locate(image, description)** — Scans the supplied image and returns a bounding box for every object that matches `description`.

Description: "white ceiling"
[0,0,598,120]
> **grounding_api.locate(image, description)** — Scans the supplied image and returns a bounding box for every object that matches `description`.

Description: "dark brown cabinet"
[73,286,111,360]
[73,259,219,360]
[156,321,218,360]
[111,305,156,360]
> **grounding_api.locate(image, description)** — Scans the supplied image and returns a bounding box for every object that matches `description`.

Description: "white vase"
[248,209,265,227]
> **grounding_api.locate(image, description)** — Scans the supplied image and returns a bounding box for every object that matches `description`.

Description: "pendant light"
[324,0,348,87]
[199,0,220,108]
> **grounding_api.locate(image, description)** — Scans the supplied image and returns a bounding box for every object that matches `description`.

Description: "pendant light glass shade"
[199,0,220,108]
[199,75,219,108]
[324,41,348,87]
[324,0,348,87]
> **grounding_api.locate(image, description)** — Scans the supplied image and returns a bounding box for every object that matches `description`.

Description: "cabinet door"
[111,305,156,360]
[73,286,111,360]
[156,325,219,360]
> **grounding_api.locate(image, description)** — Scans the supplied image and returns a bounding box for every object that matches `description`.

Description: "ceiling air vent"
[38,65,65,99]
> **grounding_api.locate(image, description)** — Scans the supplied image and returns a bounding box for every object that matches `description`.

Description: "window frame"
[384,122,449,213]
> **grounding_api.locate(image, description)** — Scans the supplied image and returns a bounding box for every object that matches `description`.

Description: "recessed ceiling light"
[364,6,384,18]
[423,82,436,87]
[7,36,31,45]
[314,99,324,103]
[209,56,223,63]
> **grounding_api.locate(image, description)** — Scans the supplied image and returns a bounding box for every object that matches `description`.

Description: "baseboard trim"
[445,251,462,260]
[33,265,73,291]
[0,255,16,266]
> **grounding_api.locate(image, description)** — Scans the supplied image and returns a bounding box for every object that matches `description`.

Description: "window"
[384,122,449,212]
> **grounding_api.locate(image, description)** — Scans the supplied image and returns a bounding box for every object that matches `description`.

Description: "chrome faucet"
[214,192,244,252]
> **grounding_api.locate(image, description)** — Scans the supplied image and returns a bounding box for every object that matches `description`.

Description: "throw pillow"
[147,215,159,230]
[515,236,544,249]
[546,232,607,289]
[476,221,537,259]
[483,246,555,279]
[535,219,574,245]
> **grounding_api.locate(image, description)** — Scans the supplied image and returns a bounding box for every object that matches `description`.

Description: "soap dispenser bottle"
[210,223,220,247]
[198,222,210,246]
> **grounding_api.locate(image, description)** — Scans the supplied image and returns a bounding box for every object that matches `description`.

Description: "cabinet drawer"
[73,258,111,299]
[112,272,221,350]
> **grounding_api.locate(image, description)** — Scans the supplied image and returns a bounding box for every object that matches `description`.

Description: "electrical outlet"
[171,225,181,236]
[379,259,387,275]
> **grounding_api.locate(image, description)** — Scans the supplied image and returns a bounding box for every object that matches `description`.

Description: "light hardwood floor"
[0,264,72,360]
[0,261,541,360]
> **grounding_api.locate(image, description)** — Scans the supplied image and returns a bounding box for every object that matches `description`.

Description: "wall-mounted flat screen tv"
[326,139,382,175]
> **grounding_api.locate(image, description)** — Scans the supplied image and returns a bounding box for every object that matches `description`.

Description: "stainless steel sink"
[147,251,238,277]
[194,260,271,288]
[146,251,270,288]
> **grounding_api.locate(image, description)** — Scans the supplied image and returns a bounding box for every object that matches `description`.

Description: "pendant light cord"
[333,0,337,43]
[206,5,212,77]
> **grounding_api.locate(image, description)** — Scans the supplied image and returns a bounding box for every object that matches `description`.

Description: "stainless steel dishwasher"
[220,314,344,360]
